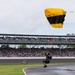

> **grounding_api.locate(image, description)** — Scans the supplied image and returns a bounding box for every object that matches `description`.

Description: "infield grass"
[0,63,43,75]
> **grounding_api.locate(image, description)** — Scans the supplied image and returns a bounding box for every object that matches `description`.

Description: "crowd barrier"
[0,57,75,64]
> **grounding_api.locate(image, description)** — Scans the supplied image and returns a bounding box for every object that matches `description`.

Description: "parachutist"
[43,53,52,68]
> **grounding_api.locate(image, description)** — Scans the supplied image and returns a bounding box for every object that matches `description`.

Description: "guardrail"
[0,57,75,59]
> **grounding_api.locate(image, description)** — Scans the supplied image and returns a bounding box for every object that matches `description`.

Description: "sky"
[0,0,75,35]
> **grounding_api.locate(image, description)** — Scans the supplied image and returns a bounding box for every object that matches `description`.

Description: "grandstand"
[0,34,75,64]
[0,33,75,57]
[0,33,75,45]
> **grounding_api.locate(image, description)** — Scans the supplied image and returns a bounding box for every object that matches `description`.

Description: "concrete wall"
[0,57,75,64]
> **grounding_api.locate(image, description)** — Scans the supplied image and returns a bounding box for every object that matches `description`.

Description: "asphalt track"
[24,64,75,75]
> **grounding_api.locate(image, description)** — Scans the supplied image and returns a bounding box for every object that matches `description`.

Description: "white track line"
[22,68,27,75]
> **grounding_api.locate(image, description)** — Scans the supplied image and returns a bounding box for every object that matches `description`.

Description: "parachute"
[44,8,66,28]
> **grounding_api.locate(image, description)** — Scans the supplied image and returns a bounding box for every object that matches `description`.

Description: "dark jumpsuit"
[43,55,52,64]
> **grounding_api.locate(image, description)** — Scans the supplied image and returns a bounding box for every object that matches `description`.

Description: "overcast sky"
[0,0,75,35]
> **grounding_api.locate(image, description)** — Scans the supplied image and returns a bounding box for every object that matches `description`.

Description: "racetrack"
[23,64,75,75]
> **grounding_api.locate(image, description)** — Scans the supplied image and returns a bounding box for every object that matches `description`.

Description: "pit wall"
[0,57,75,64]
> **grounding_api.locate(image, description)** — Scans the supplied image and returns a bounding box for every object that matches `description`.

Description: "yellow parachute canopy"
[44,8,66,28]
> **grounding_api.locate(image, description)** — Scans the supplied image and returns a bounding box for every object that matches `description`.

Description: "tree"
[67,45,75,48]
[1,44,10,48]
[18,44,28,48]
